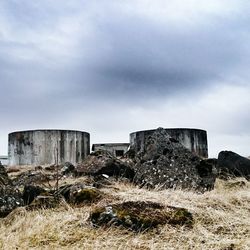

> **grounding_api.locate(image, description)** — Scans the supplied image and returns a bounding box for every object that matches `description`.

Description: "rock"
[6,166,21,174]
[0,163,23,217]
[56,183,103,204]
[0,163,12,186]
[89,201,193,232]
[12,171,53,187]
[45,165,59,171]
[93,174,113,188]
[0,186,24,217]
[27,195,58,210]
[76,150,135,180]
[217,151,250,179]
[61,162,75,175]
[133,128,216,192]
[34,166,43,171]
[224,180,247,189]
[22,185,47,205]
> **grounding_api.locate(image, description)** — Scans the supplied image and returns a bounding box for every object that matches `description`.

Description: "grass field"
[0,178,249,250]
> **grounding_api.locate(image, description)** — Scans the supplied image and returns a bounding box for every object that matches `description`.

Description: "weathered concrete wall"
[92,143,130,157]
[0,156,8,166]
[8,130,90,166]
[130,128,208,158]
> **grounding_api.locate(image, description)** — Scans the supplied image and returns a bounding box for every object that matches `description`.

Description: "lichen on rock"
[132,128,216,192]
[56,183,104,205]
[89,201,193,232]
[27,195,58,210]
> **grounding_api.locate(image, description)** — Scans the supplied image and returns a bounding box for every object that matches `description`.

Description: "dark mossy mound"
[23,185,47,205]
[0,163,24,217]
[0,163,12,186]
[27,195,58,210]
[76,150,135,180]
[0,186,23,217]
[90,201,193,232]
[72,188,102,204]
[56,183,104,205]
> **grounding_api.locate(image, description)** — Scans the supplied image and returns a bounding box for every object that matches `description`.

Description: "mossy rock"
[27,195,58,210]
[90,201,193,232]
[224,180,246,189]
[57,183,104,205]
[71,188,103,204]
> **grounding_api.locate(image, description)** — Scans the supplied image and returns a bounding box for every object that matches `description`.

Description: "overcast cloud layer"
[0,0,250,157]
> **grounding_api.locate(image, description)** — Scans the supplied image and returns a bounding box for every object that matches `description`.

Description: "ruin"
[92,143,130,157]
[6,127,208,166]
[130,128,208,158]
[8,130,90,166]
[132,128,216,191]
[0,156,8,166]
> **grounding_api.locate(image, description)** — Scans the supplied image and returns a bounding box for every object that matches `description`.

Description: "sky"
[0,0,250,158]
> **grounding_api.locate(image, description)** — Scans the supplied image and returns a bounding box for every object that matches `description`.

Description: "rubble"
[22,185,47,205]
[0,162,24,217]
[132,128,216,192]
[0,186,23,217]
[76,150,135,180]
[61,162,75,175]
[0,162,12,186]
[12,171,54,188]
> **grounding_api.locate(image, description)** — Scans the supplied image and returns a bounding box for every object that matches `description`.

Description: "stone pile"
[76,150,135,180]
[0,162,23,217]
[132,128,216,192]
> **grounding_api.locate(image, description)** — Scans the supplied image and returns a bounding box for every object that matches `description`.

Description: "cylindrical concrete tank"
[8,130,90,166]
[130,128,208,158]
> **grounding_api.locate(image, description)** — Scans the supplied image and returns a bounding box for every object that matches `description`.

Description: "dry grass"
[0,178,249,250]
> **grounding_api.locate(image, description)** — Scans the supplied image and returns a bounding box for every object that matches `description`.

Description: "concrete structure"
[0,155,8,166]
[8,130,90,166]
[92,143,130,157]
[130,128,208,158]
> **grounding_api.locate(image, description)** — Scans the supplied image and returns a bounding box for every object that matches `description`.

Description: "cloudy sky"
[0,0,250,157]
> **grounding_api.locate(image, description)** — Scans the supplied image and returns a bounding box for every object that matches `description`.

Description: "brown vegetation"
[0,178,249,250]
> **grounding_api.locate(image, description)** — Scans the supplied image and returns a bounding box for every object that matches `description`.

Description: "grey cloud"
[65,8,250,101]
[0,1,250,156]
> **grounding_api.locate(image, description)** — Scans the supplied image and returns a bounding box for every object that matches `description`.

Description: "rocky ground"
[0,128,250,249]
[0,175,249,250]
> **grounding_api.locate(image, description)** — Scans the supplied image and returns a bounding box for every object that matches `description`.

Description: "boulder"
[0,163,23,217]
[93,174,113,188]
[76,150,135,180]
[22,185,47,205]
[12,171,53,187]
[27,195,58,210]
[56,183,103,204]
[217,151,250,179]
[61,162,75,175]
[0,162,12,186]
[132,128,216,192]
[0,186,24,217]
[89,201,193,232]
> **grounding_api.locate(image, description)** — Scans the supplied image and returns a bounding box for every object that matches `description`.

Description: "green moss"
[90,201,193,232]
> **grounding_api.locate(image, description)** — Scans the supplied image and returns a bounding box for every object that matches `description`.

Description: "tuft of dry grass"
[0,178,250,250]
